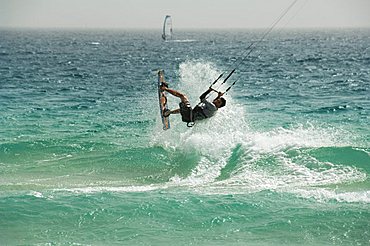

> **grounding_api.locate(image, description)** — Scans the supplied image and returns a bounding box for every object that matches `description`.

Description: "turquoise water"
[0,29,369,245]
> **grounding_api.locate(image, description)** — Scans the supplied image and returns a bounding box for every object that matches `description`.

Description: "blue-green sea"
[0,29,369,245]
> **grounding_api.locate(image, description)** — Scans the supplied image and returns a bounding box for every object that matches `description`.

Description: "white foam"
[151,60,368,203]
[291,188,370,203]
[58,184,165,194]
[171,39,197,43]
[28,191,44,198]
[250,124,342,153]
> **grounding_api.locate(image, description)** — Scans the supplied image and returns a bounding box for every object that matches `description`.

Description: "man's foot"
[161,81,168,88]
[163,108,171,117]
[160,82,168,91]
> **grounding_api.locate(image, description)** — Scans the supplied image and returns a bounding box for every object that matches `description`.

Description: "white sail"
[162,15,173,41]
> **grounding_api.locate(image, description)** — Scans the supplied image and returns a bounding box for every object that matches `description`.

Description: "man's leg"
[163,108,180,117]
[161,87,189,117]
[162,87,189,104]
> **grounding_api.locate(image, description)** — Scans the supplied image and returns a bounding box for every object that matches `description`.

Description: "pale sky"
[1,0,369,29]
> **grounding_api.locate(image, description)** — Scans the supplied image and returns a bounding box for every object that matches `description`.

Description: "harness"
[182,105,209,128]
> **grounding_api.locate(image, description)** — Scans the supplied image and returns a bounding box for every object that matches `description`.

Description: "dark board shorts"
[179,102,192,123]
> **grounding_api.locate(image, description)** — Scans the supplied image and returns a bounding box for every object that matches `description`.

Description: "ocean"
[0,29,369,245]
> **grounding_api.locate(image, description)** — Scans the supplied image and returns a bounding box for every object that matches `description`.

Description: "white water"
[150,61,368,203]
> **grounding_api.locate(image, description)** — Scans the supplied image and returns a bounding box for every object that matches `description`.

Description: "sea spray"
[1,29,369,245]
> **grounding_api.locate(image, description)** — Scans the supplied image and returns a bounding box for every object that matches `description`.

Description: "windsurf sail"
[162,15,173,41]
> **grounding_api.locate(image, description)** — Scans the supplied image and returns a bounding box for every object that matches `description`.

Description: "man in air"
[160,82,226,126]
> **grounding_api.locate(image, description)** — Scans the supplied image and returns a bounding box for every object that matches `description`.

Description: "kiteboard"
[157,70,170,130]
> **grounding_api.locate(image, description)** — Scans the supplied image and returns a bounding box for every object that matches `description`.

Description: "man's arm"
[199,88,212,100]
[200,87,220,101]
[199,87,224,101]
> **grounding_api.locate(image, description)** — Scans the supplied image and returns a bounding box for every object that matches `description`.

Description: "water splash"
[150,60,368,203]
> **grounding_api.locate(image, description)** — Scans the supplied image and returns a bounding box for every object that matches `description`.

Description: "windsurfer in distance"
[160,81,226,126]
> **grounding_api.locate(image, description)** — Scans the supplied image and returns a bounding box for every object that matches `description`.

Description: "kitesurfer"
[160,82,226,125]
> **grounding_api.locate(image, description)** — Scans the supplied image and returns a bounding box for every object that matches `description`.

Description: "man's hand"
[208,87,223,97]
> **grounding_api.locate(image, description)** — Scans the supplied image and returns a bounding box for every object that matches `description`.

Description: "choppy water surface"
[0,29,369,245]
